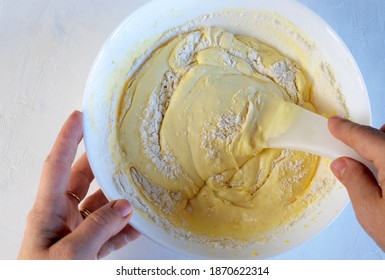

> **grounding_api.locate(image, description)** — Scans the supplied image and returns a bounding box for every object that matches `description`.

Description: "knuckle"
[44,153,67,169]
[343,160,367,181]
[347,121,368,135]
[96,241,116,259]
[90,211,109,227]
[104,240,116,254]
[123,231,134,243]
[350,124,369,142]
[106,240,116,252]
[123,226,140,242]
[349,124,384,154]
[88,209,115,234]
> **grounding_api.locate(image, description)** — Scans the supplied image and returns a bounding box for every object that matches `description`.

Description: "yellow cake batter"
[113,27,319,240]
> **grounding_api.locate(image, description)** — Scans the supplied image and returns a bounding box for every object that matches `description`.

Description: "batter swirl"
[113,27,319,240]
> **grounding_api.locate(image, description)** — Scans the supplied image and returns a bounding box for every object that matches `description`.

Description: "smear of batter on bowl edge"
[112,27,321,240]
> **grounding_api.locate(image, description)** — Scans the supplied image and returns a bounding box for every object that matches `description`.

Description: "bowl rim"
[82,0,371,259]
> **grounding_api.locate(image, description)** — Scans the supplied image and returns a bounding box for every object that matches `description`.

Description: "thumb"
[330,157,382,228]
[62,199,132,259]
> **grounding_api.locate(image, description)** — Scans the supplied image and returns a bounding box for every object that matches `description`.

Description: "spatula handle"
[268,106,377,177]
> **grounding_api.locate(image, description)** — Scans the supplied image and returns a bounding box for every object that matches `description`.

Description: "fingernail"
[112,200,132,218]
[71,110,82,116]
[330,115,344,120]
[331,159,347,180]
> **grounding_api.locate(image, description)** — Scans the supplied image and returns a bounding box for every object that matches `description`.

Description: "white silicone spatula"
[266,102,377,176]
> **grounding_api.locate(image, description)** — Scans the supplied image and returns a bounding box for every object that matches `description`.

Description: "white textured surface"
[0,0,384,260]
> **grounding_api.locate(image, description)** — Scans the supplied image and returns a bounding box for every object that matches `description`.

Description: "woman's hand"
[18,111,140,259]
[329,116,385,251]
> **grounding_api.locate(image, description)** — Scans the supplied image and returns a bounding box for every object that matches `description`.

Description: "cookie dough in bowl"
[83,0,371,259]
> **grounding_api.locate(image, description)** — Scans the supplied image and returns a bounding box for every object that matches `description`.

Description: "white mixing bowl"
[83,0,371,259]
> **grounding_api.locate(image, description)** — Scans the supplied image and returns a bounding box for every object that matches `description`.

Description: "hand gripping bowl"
[83,0,371,259]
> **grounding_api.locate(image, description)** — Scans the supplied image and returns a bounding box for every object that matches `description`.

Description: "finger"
[67,153,95,202]
[97,224,141,259]
[80,189,109,212]
[331,157,382,216]
[328,116,385,166]
[59,199,132,259]
[38,111,83,201]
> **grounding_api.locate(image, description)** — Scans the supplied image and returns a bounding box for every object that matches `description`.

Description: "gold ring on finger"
[79,208,92,219]
[66,191,81,204]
